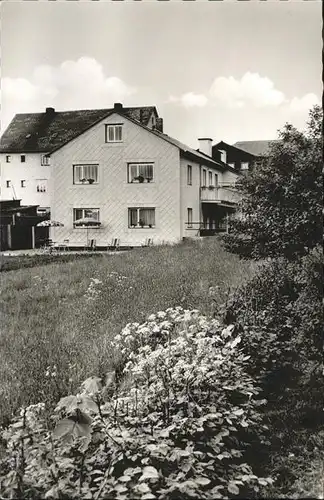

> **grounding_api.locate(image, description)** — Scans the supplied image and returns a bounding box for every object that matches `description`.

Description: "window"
[187,165,192,185]
[128,208,155,228]
[215,174,219,187]
[6,156,11,163]
[36,179,47,193]
[202,169,207,187]
[21,155,26,163]
[128,163,154,183]
[105,124,123,143]
[6,180,11,188]
[228,162,235,169]
[41,155,50,166]
[187,208,193,228]
[241,162,249,171]
[73,208,100,226]
[208,171,213,186]
[73,164,99,184]
[21,180,26,188]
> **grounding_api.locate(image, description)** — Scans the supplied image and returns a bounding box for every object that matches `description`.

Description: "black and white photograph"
[0,1,322,498]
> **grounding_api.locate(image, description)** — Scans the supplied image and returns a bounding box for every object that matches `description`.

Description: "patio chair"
[85,239,96,251]
[58,239,69,252]
[142,238,153,247]
[109,238,120,251]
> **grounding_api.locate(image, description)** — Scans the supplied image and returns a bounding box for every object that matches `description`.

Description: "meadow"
[0,238,321,499]
[0,238,255,424]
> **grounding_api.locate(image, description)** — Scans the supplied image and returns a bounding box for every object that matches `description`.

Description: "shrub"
[0,308,271,499]
[223,105,322,260]
[222,247,323,429]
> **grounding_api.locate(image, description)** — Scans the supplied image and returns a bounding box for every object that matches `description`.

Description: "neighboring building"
[0,104,162,214]
[0,199,47,250]
[213,140,277,173]
[46,105,241,247]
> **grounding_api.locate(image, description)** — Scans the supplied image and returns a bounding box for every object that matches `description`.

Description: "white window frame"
[215,173,219,187]
[36,179,47,193]
[41,155,50,166]
[73,164,99,185]
[128,208,156,229]
[219,150,227,163]
[105,124,123,143]
[187,208,193,228]
[73,208,100,227]
[241,162,249,171]
[128,163,154,183]
[208,171,213,186]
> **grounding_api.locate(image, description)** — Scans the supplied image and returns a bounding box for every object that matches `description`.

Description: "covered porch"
[185,203,237,237]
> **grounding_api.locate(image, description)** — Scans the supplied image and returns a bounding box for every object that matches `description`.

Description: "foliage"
[0,238,255,425]
[219,247,323,498]
[0,308,271,499]
[223,105,323,260]
[222,247,322,425]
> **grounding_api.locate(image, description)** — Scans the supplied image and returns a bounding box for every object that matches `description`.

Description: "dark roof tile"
[0,106,157,153]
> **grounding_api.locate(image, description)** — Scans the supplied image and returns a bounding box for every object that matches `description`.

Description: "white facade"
[51,113,183,247]
[0,153,51,210]
[50,113,241,247]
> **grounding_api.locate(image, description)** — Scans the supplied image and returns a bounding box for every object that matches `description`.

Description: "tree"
[223,106,322,260]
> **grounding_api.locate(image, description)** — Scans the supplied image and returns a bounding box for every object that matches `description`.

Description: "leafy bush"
[0,308,271,499]
[223,105,322,260]
[222,247,323,429]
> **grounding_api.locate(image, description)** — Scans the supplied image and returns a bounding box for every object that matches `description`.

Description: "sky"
[1,1,322,148]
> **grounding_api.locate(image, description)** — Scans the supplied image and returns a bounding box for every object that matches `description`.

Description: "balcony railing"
[185,221,229,235]
[200,184,241,204]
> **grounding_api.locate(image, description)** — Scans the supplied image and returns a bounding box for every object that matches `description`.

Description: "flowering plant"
[0,308,271,499]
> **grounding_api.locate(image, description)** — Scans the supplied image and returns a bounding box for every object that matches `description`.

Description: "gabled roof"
[159,134,229,171]
[0,104,229,172]
[0,106,157,153]
[233,140,278,157]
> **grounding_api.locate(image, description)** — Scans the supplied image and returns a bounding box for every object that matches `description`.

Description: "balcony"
[200,184,241,205]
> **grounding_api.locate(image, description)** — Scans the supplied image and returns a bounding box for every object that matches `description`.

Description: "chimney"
[114,103,123,111]
[45,107,55,115]
[198,138,213,157]
[155,117,163,133]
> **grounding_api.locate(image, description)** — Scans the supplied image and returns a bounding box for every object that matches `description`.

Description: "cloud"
[1,57,136,130]
[288,93,320,112]
[168,92,208,108]
[209,72,286,108]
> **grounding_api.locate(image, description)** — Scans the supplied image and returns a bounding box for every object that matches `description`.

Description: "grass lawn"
[0,237,256,424]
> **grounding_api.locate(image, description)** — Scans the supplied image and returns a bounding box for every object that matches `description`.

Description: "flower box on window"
[208,185,215,190]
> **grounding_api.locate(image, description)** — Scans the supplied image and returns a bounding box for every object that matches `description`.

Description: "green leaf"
[53,417,91,442]
[119,475,132,483]
[55,395,79,413]
[228,482,240,495]
[137,483,151,493]
[139,466,159,482]
[81,376,102,395]
[194,477,211,486]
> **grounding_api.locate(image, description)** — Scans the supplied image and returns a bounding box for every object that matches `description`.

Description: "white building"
[1,103,241,248]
